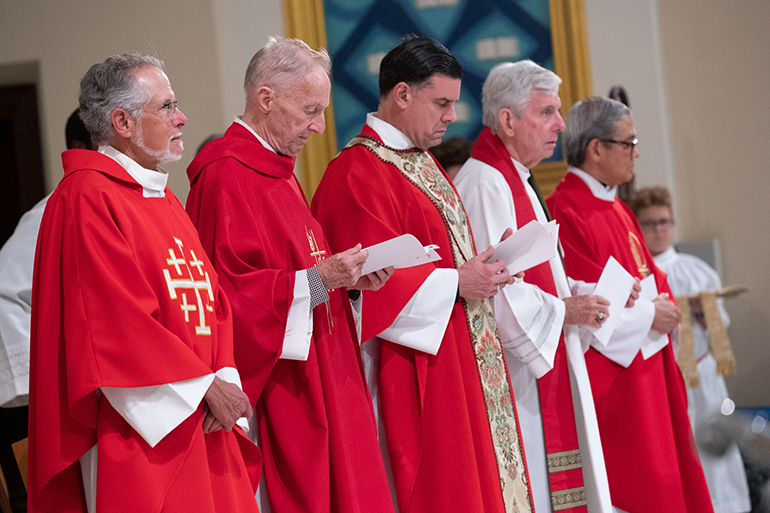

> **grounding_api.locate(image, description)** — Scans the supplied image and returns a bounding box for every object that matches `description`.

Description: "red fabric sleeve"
[186,158,290,404]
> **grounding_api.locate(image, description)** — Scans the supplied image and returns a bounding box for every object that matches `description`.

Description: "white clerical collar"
[511,157,531,182]
[568,166,617,202]
[653,245,677,266]
[99,145,168,198]
[234,116,277,153]
[366,113,416,149]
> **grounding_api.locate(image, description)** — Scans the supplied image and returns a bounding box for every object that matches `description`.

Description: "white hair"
[243,36,331,98]
[482,60,561,135]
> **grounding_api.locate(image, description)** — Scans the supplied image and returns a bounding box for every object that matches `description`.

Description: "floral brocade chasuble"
[345,136,533,513]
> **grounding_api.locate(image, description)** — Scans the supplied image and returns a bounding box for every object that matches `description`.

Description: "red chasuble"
[186,122,393,513]
[471,127,587,512]
[29,150,260,513]
[546,172,713,513]
[312,125,533,513]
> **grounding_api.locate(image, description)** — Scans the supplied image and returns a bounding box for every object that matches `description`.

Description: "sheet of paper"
[361,234,441,275]
[544,220,560,256]
[638,273,668,359]
[490,220,558,275]
[588,256,637,346]
[639,274,658,302]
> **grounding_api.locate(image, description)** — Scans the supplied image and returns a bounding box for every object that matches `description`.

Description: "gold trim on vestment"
[551,487,588,511]
[547,449,583,473]
[346,136,533,513]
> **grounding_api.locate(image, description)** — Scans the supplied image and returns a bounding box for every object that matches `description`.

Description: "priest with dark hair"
[312,35,531,513]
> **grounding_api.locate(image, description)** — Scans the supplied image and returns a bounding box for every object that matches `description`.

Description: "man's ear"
[392,82,410,110]
[111,108,134,139]
[498,108,516,138]
[256,86,274,114]
[586,138,603,163]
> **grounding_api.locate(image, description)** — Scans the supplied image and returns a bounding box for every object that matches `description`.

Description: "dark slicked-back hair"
[379,35,462,98]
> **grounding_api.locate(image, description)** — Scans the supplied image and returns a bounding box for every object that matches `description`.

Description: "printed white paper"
[490,220,559,275]
[589,256,637,346]
[361,234,441,275]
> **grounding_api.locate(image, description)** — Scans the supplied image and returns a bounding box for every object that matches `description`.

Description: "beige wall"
[584,0,676,198]
[657,0,770,406]
[0,0,284,202]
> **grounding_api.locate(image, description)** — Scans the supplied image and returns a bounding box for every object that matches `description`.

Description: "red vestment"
[546,172,713,512]
[311,126,532,513]
[186,122,393,513]
[29,150,260,513]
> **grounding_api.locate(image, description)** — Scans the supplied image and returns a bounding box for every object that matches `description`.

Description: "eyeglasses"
[599,137,638,152]
[157,100,179,120]
[639,218,673,230]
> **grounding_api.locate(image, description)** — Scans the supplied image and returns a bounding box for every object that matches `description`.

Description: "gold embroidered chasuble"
[345,136,533,512]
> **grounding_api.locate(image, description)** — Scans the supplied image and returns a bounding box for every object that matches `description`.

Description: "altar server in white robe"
[633,186,750,513]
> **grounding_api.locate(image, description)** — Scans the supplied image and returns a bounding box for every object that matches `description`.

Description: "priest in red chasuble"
[29,54,259,513]
[546,96,713,512]
[454,60,626,513]
[186,37,394,513]
[312,36,532,513]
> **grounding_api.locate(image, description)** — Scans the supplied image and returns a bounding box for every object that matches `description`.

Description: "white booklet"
[489,220,559,275]
[361,234,441,275]
[588,256,637,346]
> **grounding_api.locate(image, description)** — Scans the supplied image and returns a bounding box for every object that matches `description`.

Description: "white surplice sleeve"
[101,365,250,448]
[454,159,562,378]
[378,268,457,355]
[280,269,314,361]
[576,289,657,367]
[0,194,50,407]
[102,374,215,447]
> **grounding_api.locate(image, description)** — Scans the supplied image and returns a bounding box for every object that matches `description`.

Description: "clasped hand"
[202,376,252,433]
[651,293,681,334]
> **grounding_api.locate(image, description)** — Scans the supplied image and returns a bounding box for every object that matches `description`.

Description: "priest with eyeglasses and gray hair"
[28,53,260,513]
[546,95,714,512]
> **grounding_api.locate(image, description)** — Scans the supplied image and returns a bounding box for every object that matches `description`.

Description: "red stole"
[471,127,587,512]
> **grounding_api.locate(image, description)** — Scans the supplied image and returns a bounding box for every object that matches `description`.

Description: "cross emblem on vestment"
[166,249,186,275]
[189,250,205,276]
[305,226,334,331]
[163,237,215,335]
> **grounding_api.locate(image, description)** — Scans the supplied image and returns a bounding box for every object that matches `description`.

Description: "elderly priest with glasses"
[546,96,713,513]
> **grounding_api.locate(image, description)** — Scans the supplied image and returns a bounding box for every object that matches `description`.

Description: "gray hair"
[482,60,561,135]
[564,96,631,167]
[78,53,164,146]
[244,36,331,98]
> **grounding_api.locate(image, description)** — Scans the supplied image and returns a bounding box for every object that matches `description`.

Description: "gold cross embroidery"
[306,226,334,332]
[628,232,650,277]
[163,237,215,335]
